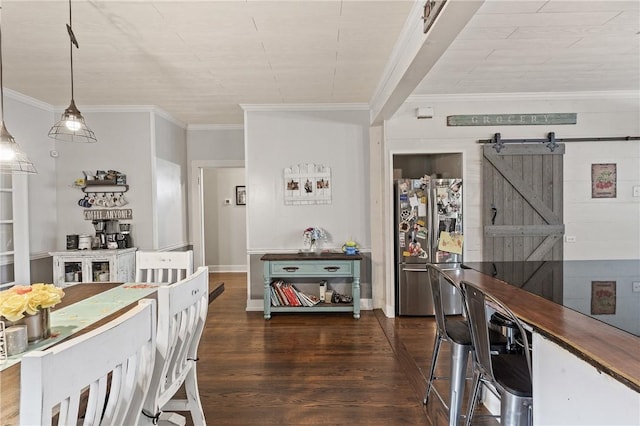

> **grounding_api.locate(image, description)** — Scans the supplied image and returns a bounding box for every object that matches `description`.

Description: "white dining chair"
[19,299,157,426]
[135,250,194,284]
[141,266,209,426]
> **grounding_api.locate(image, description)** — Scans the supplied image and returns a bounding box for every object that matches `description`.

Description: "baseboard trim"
[208,265,247,273]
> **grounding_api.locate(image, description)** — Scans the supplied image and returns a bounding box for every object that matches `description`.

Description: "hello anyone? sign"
[447,113,577,126]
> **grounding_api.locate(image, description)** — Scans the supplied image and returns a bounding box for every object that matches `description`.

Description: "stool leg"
[449,343,470,426]
[500,393,533,426]
[464,369,482,426]
[424,331,443,405]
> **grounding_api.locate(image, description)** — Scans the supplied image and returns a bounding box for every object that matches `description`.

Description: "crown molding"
[187,124,244,131]
[4,90,188,128]
[406,90,640,104]
[51,104,186,128]
[240,103,369,112]
[5,89,53,112]
[152,107,186,129]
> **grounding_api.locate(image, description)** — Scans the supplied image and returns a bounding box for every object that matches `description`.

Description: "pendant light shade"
[0,122,36,173]
[48,0,96,143]
[48,99,96,143]
[0,5,36,174]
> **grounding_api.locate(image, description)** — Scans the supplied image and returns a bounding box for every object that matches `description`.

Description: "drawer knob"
[324,266,340,272]
[283,266,299,272]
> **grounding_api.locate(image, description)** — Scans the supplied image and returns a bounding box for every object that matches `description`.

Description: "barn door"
[483,144,564,261]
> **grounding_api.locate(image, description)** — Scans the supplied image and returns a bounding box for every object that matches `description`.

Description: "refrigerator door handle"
[403,267,427,272]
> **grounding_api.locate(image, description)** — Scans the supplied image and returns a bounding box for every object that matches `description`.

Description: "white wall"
[384,92,640,262]
[6,91,193,266]
[243,107,372,305]
[187,126,245,163]
[203,167,246,271]
[533,333,640,425]
[55,110,154,250]
[186,125,245,267]
[5,91,57,258]
[377,91,640,316]
[154,113,188,250]
[245,109,371,252]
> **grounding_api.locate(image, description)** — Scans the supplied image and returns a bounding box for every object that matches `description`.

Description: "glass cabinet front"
[63,261,83,283]
[91,261,110,282]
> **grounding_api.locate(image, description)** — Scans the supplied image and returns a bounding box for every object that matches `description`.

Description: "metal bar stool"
[424,264,507,426]
[461,281,533,426]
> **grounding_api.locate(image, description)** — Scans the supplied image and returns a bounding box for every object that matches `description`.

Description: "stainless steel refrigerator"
[395,176,464,316]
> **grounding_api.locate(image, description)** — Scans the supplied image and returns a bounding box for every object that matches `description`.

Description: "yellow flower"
[29,284,64,310]
[0,283,64,321]
[0,292,30,322]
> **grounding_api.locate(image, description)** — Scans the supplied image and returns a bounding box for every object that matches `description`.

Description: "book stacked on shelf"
[270,280,321,307]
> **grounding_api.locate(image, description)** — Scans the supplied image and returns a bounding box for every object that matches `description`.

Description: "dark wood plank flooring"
[185,272,497,425]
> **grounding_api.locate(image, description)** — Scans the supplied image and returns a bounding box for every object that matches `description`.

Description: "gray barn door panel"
[483,144,564,261]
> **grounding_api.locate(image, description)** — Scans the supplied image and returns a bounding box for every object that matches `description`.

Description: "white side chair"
[135,250,194,284]
[141,266,209,426]
[20,299,157,426]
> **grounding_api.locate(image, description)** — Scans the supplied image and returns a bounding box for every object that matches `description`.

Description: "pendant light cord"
[67,0,79,102]
[69,0,73,101]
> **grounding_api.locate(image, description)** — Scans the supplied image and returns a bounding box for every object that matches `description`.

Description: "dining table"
[0,280,224,426]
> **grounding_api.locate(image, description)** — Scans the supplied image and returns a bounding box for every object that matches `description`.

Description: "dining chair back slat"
[19,300,156,426]
[141,266,209,425]
[135,250,194,284]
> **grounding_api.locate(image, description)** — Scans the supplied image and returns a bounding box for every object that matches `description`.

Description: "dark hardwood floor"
[188,272,496,425]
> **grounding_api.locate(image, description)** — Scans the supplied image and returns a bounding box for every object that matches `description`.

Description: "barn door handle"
[491,204,497,225]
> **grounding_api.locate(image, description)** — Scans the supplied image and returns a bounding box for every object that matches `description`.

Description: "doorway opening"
[392,152,463,316]
[190,161,246,272]
[202,167,247,272]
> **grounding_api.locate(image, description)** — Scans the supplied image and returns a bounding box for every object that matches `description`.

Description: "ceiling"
[414,0,640,95]
[2,1,638,126]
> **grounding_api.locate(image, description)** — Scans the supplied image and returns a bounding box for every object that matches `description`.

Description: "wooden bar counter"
[441,265,640,425]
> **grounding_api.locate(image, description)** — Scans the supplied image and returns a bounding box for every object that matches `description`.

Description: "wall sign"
[591,163,617,198]
[84,209,133,220]
[447,113,577,126]
[284,163,331,205]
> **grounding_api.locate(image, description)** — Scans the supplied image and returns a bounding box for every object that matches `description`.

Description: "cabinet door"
[56,258,84,286]
[88,258,112,282]
[115,252,135,282]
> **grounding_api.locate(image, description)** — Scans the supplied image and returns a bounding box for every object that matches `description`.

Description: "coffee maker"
[92,220,106,249]
[119,223,132,248]
[105,220,120,249]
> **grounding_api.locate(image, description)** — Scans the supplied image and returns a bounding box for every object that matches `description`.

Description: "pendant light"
[48,0,96,143]
[0,5,36,174]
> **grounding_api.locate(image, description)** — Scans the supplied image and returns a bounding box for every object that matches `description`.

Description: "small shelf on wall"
[82,184,129,193]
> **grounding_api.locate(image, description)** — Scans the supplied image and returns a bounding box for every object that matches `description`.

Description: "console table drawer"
[270,261,353,276]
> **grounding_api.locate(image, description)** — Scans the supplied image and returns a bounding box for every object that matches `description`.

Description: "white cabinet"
[50,248,136,287]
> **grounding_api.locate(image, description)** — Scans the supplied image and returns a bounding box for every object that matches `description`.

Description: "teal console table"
[261,253,362,319]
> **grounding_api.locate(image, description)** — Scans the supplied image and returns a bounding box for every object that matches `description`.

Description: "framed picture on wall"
[591,163,616,198]
[236,186,246,205]
[283,163,332,205]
